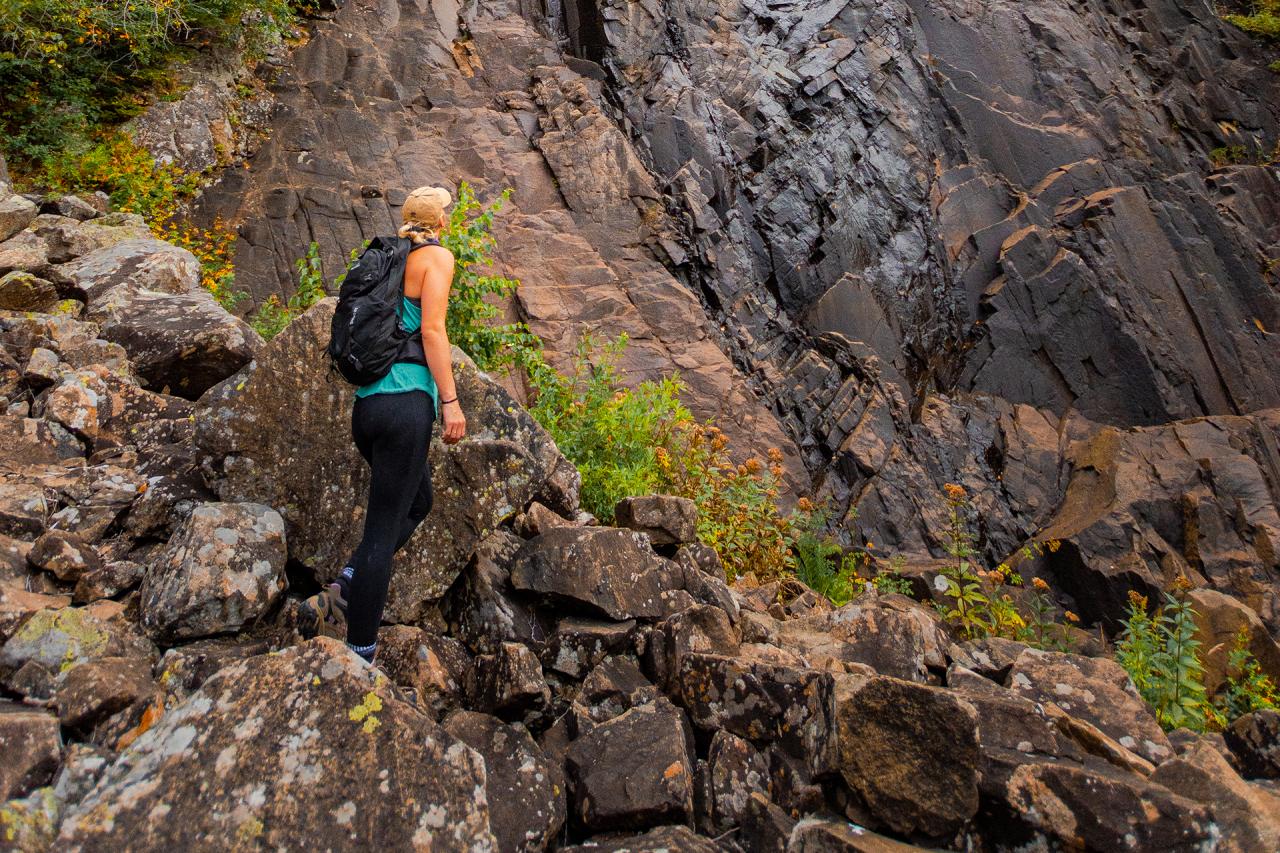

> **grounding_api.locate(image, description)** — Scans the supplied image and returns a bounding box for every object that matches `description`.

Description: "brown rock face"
[564,698,695,832]
[1006,647,1173,764]
[834,676,981,839]
[196,299,579,623]
[0,705,61,800]
[55,638,496,851]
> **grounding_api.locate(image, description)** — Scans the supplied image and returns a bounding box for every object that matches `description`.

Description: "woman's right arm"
[418,248,466,444]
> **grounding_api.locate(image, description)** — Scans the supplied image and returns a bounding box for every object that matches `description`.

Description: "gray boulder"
[55,638,497,850]
[0,193,36,243]
[509,526,687,620]
[86,284,261,399]
[0,705,61,800]
[614,494,698,546]
[140,502,287,642]
[59,238,200,302]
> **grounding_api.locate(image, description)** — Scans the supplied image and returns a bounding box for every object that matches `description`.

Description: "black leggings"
[345,391,435,647]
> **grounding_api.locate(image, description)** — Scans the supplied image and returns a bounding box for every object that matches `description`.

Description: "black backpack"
[327,235,432,386]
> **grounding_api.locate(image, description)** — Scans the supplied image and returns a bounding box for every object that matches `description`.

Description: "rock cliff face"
[196,0,1280,581]
[6,179,1280,851]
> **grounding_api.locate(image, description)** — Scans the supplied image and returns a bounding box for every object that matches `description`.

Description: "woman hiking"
[299,185,467,663]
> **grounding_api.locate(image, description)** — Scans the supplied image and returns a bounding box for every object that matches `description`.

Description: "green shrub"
[937,484,992,639]
[1218,628,1279,719]
[0,0,296,169]
[1225,0,1280,39]
[439,183,549,381]
[1118,590,1218,731]
[530,333,690,523]
[250,241,342,339]
[790,509,858,605]
[656,419,793,583]
[36,132,241,309]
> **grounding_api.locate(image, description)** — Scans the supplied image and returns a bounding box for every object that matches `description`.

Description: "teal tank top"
[354,296,439,412]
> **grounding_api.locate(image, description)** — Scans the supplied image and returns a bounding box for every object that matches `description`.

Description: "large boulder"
[35,212,152,263]
[613,494,698,546]
[1187,587,1280,694]
[55,656,160,735]
[1006,647,1172,764]
[1225,709,1280,779]
[834,675,981,839]
[444,710,566,851]
[0,706,62,800]
[776,596,950,680]
[509,526,687,620]
[1151,738,1280,852]
[0,602,153,675]
[0,193,37,243]
[564,698,694,832]
[85,284,261,399]
[0,271,59,312]
[55,638,497,850]
[196,300,579,623]
[140,502,286,642]
[58,238,200,302]
[1002,761,1215,851]
[677,649,834,764]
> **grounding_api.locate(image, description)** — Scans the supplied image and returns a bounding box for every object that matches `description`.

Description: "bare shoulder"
[421,243,454,265]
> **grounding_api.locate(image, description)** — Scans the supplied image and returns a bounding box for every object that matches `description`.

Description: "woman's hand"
[442,399,466,444]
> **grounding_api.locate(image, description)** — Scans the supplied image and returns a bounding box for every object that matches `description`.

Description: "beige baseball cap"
[402,186,453,225]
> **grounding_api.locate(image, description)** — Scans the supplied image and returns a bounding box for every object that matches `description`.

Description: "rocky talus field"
[1,0,1280,850]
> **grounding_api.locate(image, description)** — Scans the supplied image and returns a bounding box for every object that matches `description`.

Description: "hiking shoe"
[298,582,348,640]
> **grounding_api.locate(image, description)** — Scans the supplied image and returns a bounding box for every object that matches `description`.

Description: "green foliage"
[870,559,914,597]
[1154,594,1215,731]
[930,485,1079,648]
[1209,145,1250,167]
[938,485,992,639]
[656,419,793,583]
[1225,0,1280,39]
[0,0,297,169]
[439,183,548,381]
[249,241,343,339]
[1117,592,1160,696]
[790,509,858,605]
[530,332,795,581]
[1219,628,1279,719]
[34,131,241,309]
[1118,591,1218,731]
[530,333,691,523]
